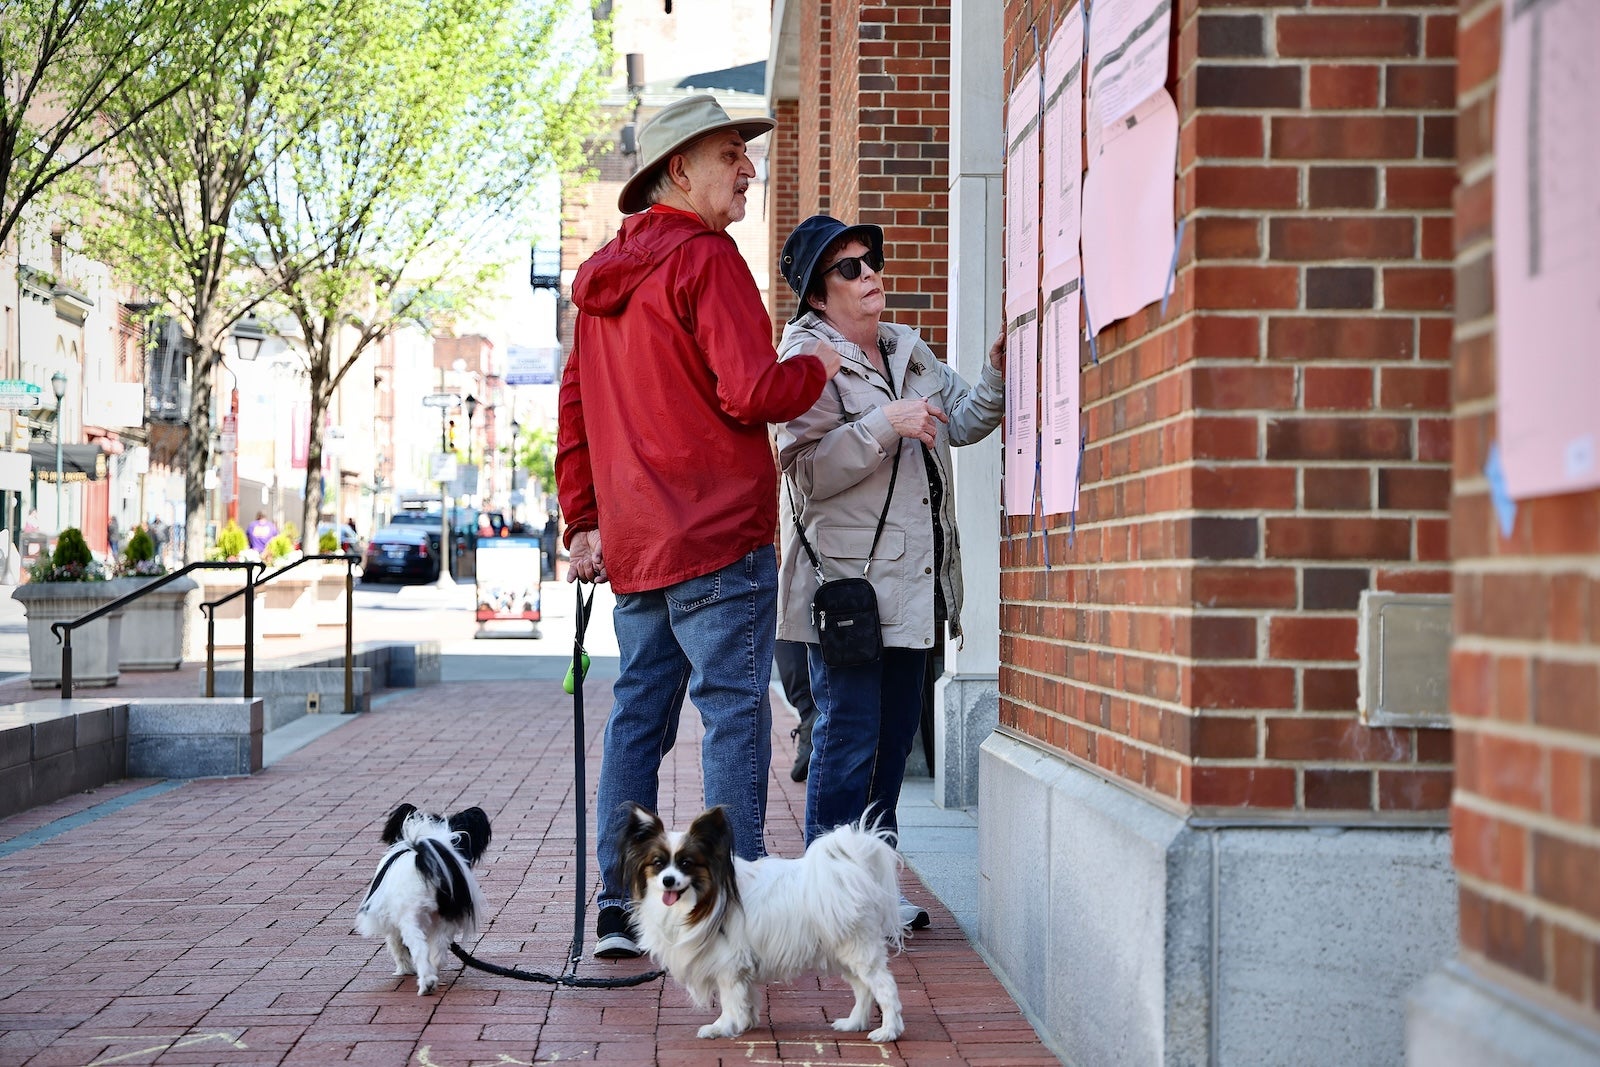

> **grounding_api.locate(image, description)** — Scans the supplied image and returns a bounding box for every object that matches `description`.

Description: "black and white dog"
[355,803,492,994]
[619,803,905,1041]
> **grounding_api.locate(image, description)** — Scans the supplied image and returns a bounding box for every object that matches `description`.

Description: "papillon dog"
[355,803,492,995]
[618,803,905,1042]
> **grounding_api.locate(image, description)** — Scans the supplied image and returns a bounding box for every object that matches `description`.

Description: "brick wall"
[769,98,802,335]
[996,0,1457,814]
[830,0,862,223]
[1451,0,1600,1020]
[797,0,832,219]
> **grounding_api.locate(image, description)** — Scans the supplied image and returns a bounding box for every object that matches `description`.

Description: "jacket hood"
[571,208,712,318]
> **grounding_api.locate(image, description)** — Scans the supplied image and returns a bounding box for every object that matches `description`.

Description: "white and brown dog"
[618,803,905,1041]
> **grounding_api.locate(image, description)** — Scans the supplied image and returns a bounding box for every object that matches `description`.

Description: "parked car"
[361,525,439,584]
[313,522,362,556]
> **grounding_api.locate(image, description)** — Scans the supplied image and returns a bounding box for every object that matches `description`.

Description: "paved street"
[0,575,1052,1065]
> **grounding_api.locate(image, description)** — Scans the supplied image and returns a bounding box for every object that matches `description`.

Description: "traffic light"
[447,418,458,450]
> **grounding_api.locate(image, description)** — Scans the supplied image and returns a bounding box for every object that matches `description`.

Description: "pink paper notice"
[1080,90,1177,333]
[1040,291,1082,516]
[1493,0,1600,498]
[1004,314,1039,515]
[1005,61,1042,322]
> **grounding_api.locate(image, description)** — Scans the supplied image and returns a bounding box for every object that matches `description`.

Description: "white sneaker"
[898,897,929,930]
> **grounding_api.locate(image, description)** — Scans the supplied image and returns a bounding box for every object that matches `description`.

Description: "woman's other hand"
[988,329,1005,372]
[884,397,949,448]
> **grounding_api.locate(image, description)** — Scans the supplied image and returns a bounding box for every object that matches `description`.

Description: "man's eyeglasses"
[820,249,885,282]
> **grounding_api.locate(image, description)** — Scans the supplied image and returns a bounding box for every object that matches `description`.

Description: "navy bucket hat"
[779,214,885,323]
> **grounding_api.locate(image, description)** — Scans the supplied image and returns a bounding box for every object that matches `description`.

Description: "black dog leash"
[451,580,666,988]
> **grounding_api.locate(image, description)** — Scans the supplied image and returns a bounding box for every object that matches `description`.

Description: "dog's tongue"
[662,889,680,907]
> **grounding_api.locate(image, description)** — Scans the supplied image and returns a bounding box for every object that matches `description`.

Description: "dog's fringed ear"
[381,803,419,844]
[448,807,493,866]
[687,806,740,907]
[617,802,665,903]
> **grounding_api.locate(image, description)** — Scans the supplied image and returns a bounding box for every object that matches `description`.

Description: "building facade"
[771,0,1600,1062]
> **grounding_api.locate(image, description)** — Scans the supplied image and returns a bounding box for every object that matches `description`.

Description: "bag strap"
[786,443,903,583]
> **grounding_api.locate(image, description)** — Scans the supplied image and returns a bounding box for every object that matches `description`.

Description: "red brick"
[1268,616,1359,661]
[1277,14,1420,58]
[1386,64,1456,110]
[1192,565,1299,609]
[1268,216,1414,260]
[1191,765,1297,808]
[1533,833,1600,924]
[1272,115,1418,160]
[1266,316,1413,362]
[1305,467,1372,510]
[1305,768,1372,809]
[1265,516,1412,559]
[1191,715,1259,759]
[1194,216,1261,259]
[1308,165,1377,208]
[1453,806,1526,890]
[1192,165,1301,209]
[1266,417,1411,461]
[1381,366,1451,410]
[1188,113,1267,160]
[1303,367,1375,411]
[1378,768,1452,810]
[1265,716,1410,760]
[1193,265,1300,310]
[1190,665,1297,710]
[1191,315,1262,360]
[1304,667,1359,711]
[1532,660,1600,738]
[1193,466,1298,510]
[1191,365,1296,410]
[1476,732,1546,812]
[1384,266,1453,310]
[1378,467,1450,511]
[1308,65,1380,109]
[1386,165,1457,210]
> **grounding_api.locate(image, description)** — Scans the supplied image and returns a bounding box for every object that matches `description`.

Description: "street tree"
[85,0,343,563]
[244,0,608,543]
[0,0,236,257]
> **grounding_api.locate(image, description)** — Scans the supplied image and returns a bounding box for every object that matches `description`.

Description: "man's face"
[675,130,756,232]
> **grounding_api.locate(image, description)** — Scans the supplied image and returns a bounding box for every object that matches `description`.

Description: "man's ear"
[665,152,692,193]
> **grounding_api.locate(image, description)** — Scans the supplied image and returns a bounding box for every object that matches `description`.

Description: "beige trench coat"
[774,313,1005,650]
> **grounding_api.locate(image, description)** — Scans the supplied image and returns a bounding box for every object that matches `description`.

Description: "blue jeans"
[804,644,928,846]
[595,546,776,910]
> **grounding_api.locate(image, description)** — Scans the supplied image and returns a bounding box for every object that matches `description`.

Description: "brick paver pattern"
[0,676,1054,1066]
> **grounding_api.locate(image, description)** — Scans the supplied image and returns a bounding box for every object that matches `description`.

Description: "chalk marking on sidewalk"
[86,1031,246,1066]
[0,780,187,858]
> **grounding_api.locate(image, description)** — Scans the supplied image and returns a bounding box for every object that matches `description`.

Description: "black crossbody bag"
[787,446,902,667]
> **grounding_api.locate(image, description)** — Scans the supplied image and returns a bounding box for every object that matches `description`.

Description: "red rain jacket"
[557,206,827,593]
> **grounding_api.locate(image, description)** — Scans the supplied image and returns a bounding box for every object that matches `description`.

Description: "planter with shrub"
[10,528,123,687]
[115,526,197,671]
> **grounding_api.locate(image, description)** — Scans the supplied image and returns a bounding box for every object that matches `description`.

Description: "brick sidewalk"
[0,675,1055,1065]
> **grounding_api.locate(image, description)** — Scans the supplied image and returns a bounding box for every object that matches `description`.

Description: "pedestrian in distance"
[556,94,843,960]
[775,213,1007,930]
[246,511,278,555]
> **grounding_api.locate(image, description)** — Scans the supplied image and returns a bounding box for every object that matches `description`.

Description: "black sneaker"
[790,711,816,782]
[898,896,930,930]
[594,904,642,959]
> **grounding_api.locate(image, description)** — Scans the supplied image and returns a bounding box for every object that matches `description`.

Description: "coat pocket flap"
[817,526,905,561]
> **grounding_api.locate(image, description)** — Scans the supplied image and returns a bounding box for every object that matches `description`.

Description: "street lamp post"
[463,393,478,468]
[50,371,66,533]
[226,315,266,525]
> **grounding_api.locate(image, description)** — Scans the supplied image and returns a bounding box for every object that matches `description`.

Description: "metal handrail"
[50,560,264,700]
[199,553,360,709]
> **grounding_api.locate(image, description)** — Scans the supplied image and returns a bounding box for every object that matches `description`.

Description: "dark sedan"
[361,525,439,583]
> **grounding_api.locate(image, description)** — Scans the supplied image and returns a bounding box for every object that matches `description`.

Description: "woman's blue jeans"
[803,643,929,846]
[595,546,776,911]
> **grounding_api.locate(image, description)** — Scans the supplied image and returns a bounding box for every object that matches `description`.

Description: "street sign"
[0,392,43,410]
[423,393,461,409]
[429,452,458,483]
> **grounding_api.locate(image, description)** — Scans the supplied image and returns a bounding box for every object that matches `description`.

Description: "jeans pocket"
[665,568,724,611]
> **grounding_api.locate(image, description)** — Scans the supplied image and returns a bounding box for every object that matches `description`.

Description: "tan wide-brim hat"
[617,94,775,215]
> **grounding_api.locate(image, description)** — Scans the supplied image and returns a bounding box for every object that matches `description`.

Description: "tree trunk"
[299,384,328,551]
[183,338,216,565]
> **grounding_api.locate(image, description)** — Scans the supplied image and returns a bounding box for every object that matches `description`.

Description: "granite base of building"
[1408,959,1600,1067]
[978,733,1457,1066]
[934,671,997,808]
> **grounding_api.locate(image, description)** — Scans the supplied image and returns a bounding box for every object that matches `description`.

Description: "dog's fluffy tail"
[808,817,905,948]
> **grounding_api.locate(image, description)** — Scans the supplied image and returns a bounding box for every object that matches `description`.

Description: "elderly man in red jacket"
[556,95,841,959]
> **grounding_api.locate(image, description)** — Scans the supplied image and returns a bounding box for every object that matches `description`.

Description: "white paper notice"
[1040,291,1082,516]
[1493,0,1600,499]
[1087,0,1172,132]
[1080,89,1178,332]
[1004,313,1039,514]
[1005,61,1042,322]
[1042,13,1085,295]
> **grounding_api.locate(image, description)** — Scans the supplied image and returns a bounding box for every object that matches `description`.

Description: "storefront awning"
[29,442,108,482]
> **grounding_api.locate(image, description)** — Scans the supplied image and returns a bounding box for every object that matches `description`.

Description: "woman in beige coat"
[775,214,1004,928]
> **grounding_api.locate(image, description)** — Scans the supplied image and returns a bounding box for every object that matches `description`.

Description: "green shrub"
[318,529,339,553]
[118,526,165,576]
[266,533,294,563]
[215,520,247,559]
[52,527,93,568]
[27,527,107,582]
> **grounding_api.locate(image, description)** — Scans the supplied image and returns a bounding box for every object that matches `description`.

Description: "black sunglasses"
[820,249,885,282]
